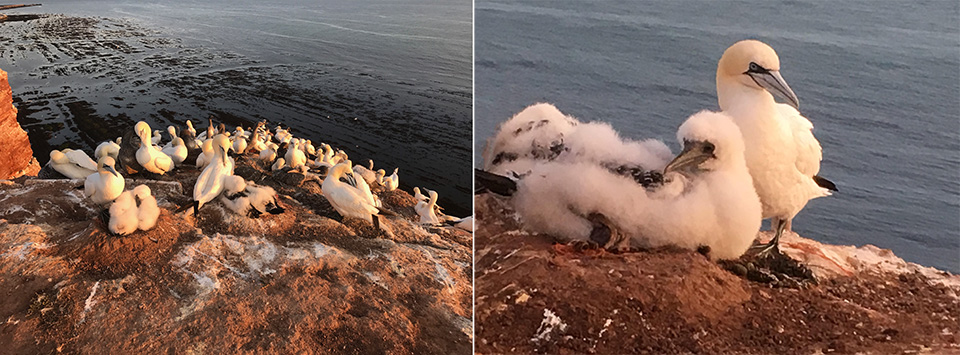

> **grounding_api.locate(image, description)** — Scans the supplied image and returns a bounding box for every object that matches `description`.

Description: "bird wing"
[83,174,97,198]
[66,149,98,171]
[327,183,379,217]
[777,104,822,177]
[194,163,225,204]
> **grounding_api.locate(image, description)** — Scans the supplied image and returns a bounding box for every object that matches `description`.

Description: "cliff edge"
[475,194,959,354]
[0,68,40,179]
[0,156,473,353]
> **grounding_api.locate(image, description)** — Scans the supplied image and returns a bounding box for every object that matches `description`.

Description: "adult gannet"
[322,163,390,228]
[381,168,399,191]
[162,137,188,165]
[284,139,306,169]
[49,149,98,179]
[84,156,124,205]
[108,189,138,236]
[196,139,215,168]
[305,140,317,157]
[353,159,377,185]
[415,189,441,225]
[447,216,474,232]
[133,184,160,231]
[185,119,197,137]
[260,142,278,162]
[161,126,178,150]
[413,187,428,203]
[249,123,267,153]
[94,140,120,160]
[514,111,762,260]
[716,40,836,255]
[271,157,286,172]
[135,121,174,175]
[232,127,248,154]
[151,129,162,145]
[192,135,234,217]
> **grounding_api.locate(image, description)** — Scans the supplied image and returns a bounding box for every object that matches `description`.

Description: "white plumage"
[135,121,174,175]
[162,137,188,165]
[322,163,383,224]
[108,190,139,236]
[715,40,833,253]
[196,139,215,168]
[353,159,377,185]
[285,139,306,170]
[193,135,234,212]
[481,103,673,177]
[49,148,98,179]
[415,189,441,225]
[94,141,120,160]
[84,156,124,205]
[513,110,762,260]
[133,184,160,231]
[382,168,399,191]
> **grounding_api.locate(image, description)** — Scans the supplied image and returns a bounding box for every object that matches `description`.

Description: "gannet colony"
[45,115,474,236]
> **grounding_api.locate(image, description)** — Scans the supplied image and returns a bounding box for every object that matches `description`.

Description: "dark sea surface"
[475,1,960,272]
[1,0,472,216]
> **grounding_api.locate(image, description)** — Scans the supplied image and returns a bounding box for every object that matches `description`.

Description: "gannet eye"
[702,142,715,154]
[747,62,764,73]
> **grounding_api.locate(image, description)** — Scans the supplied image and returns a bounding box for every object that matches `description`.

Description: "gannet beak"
[664,141,714,176]
[106,165,120,177]
[748,70,799,109]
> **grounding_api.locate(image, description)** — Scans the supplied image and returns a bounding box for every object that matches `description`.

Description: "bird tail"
[475,169,517,196]
[813,175,837,197]
[813,175,837,192]
[173,201,194,214]
[377,208,398,217]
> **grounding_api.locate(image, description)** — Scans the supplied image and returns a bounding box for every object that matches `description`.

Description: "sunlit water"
[2,0,472,216]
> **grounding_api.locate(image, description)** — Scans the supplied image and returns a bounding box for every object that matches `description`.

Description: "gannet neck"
[718,80,778,118]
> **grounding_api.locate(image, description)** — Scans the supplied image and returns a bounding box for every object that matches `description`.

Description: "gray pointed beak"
[748,70,799,109]
[664,141,713,176]
[106,165,120,177]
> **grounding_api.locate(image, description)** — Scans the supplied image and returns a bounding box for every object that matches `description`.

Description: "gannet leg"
[752,218,787,257]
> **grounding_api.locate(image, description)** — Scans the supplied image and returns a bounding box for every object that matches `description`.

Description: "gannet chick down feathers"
[716,40,835,254]
[133,184,160,231]
[108,189,139,236]
[481,103,673,177]
[514,111,762,260]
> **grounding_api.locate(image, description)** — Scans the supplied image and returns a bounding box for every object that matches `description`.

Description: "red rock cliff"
[0,68,40,179]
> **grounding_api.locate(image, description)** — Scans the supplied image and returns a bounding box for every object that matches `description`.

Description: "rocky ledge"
[474,194,959,354]
[0,156,472,353]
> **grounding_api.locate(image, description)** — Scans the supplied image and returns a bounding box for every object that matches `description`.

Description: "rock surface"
[0,68,40,179]
[475,193,960,354]
[0,156,472,353]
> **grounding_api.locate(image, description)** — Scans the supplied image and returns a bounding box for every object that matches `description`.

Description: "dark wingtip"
[267,206,285,214]
[475,168,517,196]
[813,175,838,192]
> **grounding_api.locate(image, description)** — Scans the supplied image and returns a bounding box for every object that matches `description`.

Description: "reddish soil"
[0,155,472,354]
[474,194,960,354]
